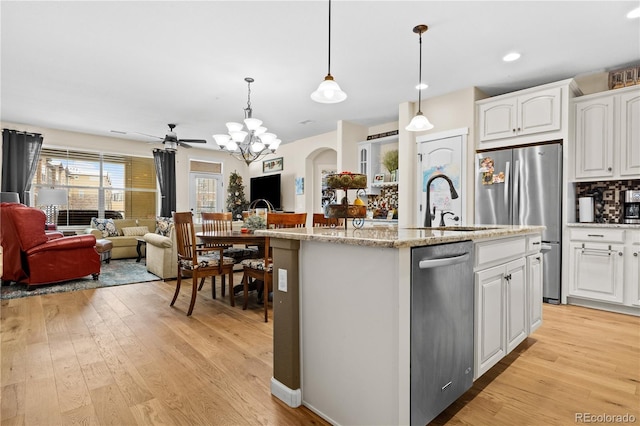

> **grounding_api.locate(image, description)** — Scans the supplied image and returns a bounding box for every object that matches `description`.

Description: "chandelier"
[213,77,281,165]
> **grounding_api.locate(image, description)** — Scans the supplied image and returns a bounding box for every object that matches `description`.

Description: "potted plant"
[382,149,399,181]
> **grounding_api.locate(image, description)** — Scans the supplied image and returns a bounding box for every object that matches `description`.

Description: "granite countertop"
[567,223,640,229]
[256,224,545,248]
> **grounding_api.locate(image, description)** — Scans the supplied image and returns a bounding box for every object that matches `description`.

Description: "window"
[32,148,156,225]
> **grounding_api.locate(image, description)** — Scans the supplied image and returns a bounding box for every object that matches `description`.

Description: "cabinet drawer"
[526,234,542,253]
[475,236,526,269]
[570,228,625,243]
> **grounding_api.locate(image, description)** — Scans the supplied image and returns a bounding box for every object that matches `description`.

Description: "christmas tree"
[226,170,249,221]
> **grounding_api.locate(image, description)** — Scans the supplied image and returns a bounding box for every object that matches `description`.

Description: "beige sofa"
[84,218,156,260]
[143,226,177,280]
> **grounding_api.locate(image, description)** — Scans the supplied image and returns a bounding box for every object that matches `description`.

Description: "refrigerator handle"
[513,160,520,224]
[504,161,511,223]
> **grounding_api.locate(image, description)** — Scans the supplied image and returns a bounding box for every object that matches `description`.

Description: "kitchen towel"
[579,197,594,222]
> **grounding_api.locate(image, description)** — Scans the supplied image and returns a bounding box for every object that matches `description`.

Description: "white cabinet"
[475,257,527,378]
[478,87,561,143]
[357,141,380,195]
[357,135,398,195]
[476,79,579,150]
[574,96,614,179]
[619,89,640,177]
[475,263,506,377]
[568,228,625,305]
[527,252,543,333]
[573,86,640,180]
[474,235,539,379]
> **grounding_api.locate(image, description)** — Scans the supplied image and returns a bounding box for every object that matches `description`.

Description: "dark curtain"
[1,129,44,206]
[153,149,176,217]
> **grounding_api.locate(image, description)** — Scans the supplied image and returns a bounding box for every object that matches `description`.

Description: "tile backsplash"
[575,180,640,223]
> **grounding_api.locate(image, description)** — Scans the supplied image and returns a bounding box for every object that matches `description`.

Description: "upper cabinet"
[476,79,580,150]
[357,135,399,195]
[573,86,640,181]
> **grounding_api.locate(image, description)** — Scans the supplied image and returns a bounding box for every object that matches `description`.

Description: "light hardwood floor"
[2,275,639,425]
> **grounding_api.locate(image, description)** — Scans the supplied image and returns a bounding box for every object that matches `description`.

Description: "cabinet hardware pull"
[618,252,623,257]
[532,241,541,245]
[634,252,638,257]
[607,167,612,171]
[587,234,604,237]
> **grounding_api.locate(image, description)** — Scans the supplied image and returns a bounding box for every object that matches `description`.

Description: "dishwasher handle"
[418,252,470,269]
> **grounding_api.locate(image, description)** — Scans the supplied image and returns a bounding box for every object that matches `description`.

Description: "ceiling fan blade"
[178,142,193,149]
[131,131,163,140]
[179,139,207,143]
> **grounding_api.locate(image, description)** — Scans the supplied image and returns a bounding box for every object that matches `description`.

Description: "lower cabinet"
[475,257,527,378]
[568,241,624,303]
[566,227,640,312]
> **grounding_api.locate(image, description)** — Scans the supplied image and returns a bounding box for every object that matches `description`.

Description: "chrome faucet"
[424,174,459,227]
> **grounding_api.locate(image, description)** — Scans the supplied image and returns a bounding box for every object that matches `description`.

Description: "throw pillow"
[156,216,173,236]
[91,217,118,238]
[121,226,150,236]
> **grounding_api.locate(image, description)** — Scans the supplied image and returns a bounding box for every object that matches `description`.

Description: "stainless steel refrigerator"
[475,143,562,304]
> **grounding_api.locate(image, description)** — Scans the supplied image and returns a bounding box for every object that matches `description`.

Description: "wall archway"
[304,147,338,217]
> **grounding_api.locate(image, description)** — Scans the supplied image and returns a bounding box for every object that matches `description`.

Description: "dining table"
[195,230,270,306]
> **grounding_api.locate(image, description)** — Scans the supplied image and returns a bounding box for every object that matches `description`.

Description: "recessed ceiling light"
[415,83,429,90]
[503,52,521,62]
[627,7,640,18]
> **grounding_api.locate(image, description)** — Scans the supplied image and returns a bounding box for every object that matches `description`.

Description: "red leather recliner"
[0,202,101,287]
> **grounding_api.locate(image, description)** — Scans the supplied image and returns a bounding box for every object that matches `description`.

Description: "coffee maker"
[622,190,640,224]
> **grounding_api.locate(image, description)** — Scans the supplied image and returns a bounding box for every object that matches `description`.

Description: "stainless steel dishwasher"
[410,240,474,426]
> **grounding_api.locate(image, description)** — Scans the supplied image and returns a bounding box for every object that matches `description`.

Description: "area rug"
[0,259,160,300]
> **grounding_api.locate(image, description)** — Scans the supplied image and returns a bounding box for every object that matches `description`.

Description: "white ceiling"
[2,1,639,150]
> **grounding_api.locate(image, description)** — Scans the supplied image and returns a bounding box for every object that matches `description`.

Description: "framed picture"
[374,173,385,182]
[263,157,283,173]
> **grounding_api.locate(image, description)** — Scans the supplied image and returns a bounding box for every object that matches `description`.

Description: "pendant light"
[311,0,347,103]
[406,24,434,132]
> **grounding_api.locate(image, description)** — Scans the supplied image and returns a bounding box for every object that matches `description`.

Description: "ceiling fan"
[111,123,207,151]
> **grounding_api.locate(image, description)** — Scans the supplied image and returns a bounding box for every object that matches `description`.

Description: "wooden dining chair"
[199,212,234,298]
[240,212,307,322]
[171,212,235,316]
[312,213,343,227]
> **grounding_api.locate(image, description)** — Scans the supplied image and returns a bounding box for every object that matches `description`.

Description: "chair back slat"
[267,212,307,229]
[201,212,233,248]
[173,212,198,262]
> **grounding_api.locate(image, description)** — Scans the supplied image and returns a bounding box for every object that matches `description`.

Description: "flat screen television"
[250,173,281,210]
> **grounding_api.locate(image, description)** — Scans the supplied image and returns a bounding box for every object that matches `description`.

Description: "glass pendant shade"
[226,122,243,132]
[405,112,434,132]
[244,118,262,130]
[311,76,347,103]
[251,141,265,152]
[230,131,248,142]
[259,132,277,146]
[213,134,230,147]
[226,140,238,151]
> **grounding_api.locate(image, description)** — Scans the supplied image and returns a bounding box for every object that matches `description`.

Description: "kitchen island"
[256,224,544,426]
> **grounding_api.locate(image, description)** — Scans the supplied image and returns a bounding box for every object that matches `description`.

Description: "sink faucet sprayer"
[424,174,459,227]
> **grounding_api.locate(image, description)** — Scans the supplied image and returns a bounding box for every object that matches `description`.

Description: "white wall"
[0,121,250,213]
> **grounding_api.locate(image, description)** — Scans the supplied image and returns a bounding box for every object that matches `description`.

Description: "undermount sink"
[408,226,501,232]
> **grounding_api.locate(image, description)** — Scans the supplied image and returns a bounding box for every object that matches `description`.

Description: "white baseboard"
[270,377,301,408]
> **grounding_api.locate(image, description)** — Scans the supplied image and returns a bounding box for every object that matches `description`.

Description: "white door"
[505,258,527,354]
[189,172,224,222]
[474,264,506,379]
[416,131,466,227]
